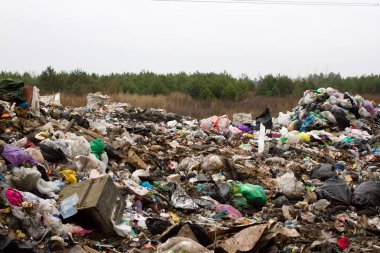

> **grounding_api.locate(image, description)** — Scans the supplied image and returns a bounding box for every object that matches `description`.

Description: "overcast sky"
[0,0,379,78]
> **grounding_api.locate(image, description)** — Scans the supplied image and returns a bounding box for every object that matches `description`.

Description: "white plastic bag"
[86,92,110,109]
[275,172,304,200]
[277,112,291,127]
[200,115,230,134]
[70,136,90,158]
[12,166,41,191]
[36,178,60,198]
[158,237,212,253]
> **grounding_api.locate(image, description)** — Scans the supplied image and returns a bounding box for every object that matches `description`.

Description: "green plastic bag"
[231,196,248,209]
[90,139,105,159]
[230,182,267,208]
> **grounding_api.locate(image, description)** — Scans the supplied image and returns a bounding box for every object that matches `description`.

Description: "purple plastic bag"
[1,145,38,167]
[236,125,253,133]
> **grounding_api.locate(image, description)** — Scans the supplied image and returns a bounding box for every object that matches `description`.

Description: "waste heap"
[0,80,380,253]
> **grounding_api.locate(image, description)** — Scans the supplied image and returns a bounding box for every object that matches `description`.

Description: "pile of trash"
[1,79,380,252]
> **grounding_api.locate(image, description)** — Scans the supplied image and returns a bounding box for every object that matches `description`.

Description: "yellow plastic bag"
[298,132,311,142]
[60,169,77,184]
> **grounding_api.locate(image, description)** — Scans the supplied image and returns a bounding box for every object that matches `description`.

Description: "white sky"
[0,0,379,78]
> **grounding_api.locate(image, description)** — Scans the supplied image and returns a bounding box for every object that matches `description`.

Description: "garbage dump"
[1,82,380,252]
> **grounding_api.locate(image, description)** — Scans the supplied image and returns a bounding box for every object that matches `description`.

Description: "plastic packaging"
[60,193,79,219]
[275,172,304,200]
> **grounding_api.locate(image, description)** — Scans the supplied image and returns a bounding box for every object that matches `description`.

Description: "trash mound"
[0,81,380,252]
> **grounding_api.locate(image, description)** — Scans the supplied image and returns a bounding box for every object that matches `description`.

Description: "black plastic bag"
[255,108,273,130]
[351,181,380,208]
[310,164,337,181]
[316,178,351,206]
[39,144,66,163]
[146,218,172,235]
[331,111,350,131]
[0,233,40,253]
[104,143,121,161]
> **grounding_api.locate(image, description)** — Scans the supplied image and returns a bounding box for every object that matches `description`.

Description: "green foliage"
[1,68,380,100]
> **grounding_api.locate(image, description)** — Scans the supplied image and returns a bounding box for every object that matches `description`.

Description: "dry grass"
[60,91,380,119]
[61,92,299,119]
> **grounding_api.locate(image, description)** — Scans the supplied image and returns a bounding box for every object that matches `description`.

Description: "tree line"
[1,67,379,100]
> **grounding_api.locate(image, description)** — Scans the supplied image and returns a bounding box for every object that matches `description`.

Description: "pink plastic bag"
[5,188,23,207]
[215,204,243,218]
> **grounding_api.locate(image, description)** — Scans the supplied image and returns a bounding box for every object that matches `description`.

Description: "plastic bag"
[25,148,44,164]
[255,108,273,130]
[90,139,105,160]
[277,112,291,127]
[257,123,266,154]
[41,139,72,158]
[177,157,200,172]
[275,172,304,200]
[310,164,337,181]
[0,232,39,253]
[199,115,230,134]
[36,178,59,198]
[228,125,243,138]
[123,178,149,196]
[1,145,38,166]
[158,237,212,253]
[320,111,337,124]
[39,143,67,163]
[146,218,172,235]
[59,169,77,184]
[113,214,136,238]
[169,182,198,210]
[230,182,267,208]
[71,136,90,158]
[40,93,61,106]
[12,166,41,191]
[232,113,252,125]
[86,92,110,109]
[215,204,242,218]
[316,178,351,206]
[74,155,107,177]
[200,155,225,171]
[351,181,380,208]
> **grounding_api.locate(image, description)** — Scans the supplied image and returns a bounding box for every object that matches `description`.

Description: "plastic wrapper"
[170,182,198,210]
